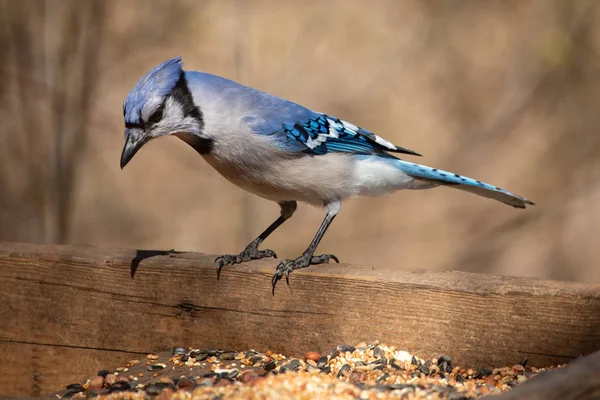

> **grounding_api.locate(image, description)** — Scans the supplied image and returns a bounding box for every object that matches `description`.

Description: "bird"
[120,57,534,293]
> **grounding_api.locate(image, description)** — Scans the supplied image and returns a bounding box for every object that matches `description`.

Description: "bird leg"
[216,201,296,279]
[271,201,340,294]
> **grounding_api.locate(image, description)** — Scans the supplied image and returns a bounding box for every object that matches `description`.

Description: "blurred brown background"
[1,0,599,282]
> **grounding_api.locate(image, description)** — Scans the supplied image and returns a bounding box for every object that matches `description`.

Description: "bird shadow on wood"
[130,249,183,278]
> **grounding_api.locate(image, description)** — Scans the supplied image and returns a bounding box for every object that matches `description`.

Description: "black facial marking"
[171,72,204,128]
[125,122,143,130]
[147,104,164,125]
[178,133,214,155]
[168,71,212,154]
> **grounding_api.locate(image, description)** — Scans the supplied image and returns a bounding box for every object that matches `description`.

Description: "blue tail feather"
[395,160,535,209]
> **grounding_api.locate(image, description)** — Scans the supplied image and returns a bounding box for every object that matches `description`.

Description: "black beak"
[120,130,145,169]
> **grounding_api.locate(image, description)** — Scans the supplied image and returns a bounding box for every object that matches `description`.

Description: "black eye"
[148,105,164,125]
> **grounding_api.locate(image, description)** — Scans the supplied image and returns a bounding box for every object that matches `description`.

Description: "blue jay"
[121,57,534,293]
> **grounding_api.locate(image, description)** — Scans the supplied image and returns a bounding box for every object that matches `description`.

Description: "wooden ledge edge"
[1,241,599,297]
[493,350,600,400]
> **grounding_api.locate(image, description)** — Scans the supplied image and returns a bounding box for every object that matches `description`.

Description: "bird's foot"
[215,245,277,280]
[271,253,339,294]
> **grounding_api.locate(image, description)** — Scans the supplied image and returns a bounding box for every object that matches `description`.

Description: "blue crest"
[124,57,184,124]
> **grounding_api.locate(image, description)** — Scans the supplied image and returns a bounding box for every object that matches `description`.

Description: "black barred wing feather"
[281,114,421,157]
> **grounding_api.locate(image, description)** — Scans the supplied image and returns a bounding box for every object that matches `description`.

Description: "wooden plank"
[0,342,141,397]
[0,397,41,400]
[494,350,600,400]
[1,242,600,396]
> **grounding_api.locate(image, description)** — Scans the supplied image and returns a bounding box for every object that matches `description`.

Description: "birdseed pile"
[52,342,560,400]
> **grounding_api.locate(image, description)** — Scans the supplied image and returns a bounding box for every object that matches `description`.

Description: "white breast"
[202,146,354,206]
[204,136,416,206]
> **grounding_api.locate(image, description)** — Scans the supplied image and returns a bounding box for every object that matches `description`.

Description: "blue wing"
[283,114,422,156]
[246,108,421,157]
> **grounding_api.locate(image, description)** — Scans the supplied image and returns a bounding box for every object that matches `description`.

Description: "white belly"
[350,156,415,196]
[202,150,415,206]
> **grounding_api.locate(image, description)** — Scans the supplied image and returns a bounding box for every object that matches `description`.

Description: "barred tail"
[395,160,535,209]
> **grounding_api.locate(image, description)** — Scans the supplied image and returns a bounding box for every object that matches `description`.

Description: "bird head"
[120,57,205,168]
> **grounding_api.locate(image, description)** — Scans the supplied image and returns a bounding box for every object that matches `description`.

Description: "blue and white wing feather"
[244,100,420,157]
[279,113,421,157]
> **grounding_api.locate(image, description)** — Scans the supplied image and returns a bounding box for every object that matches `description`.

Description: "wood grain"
[0,342,141,397]
[1,242,600,396]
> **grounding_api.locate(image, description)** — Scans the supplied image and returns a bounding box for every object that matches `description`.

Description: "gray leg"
[216,201,297,279]
[271,200,341,294]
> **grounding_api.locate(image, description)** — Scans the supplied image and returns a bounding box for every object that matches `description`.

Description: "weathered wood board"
[1,242,599,396]
[494,350,600,400]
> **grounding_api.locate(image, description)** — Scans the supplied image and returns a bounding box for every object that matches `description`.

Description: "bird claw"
[271,253,339,295]
[285,268,291,285]
[311,253,339,264]
[271,271,282,296]
[215,247,277,280]
[215,254,240,280]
